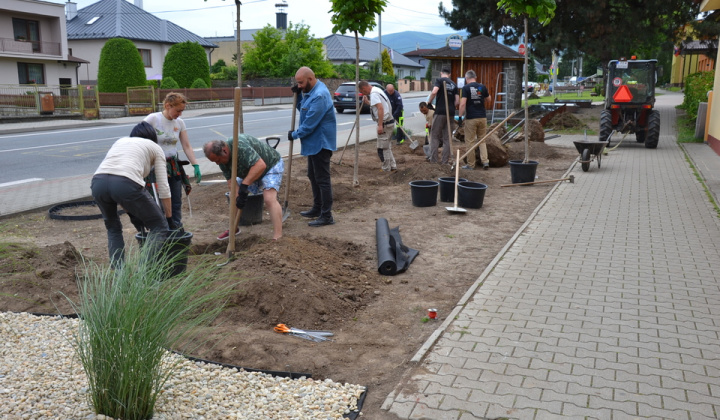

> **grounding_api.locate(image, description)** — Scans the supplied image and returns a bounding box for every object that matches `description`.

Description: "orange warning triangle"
[613,85,633,102]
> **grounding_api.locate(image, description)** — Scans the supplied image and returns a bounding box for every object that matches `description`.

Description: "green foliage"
[163,41,211,88]
[426,60,433,81]
[210,59,227,74]
[381,49,394,77]
[527,54,538,81]
[161,76,179,89]
[190,78,209,88]
[681,70,715,121]
[330,0,388,37]
[242,23,334,78]
[497,0,557,25]
[334,63,371,80]
[97,38,147,93]
[69,244,237,420]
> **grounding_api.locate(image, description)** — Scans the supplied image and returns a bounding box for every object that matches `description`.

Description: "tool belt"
[144,155,191,195]
[383,120,395,126]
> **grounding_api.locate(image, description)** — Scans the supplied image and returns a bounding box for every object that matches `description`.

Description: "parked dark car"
[333,81,383,114]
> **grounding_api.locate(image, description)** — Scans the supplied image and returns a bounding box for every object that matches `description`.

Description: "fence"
[0,84,99,118]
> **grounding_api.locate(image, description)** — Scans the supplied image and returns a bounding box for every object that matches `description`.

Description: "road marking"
[0,137,116,153]
[0,178,43,188]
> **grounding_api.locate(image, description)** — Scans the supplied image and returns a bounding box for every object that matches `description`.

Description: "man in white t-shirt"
[358,81,397,172]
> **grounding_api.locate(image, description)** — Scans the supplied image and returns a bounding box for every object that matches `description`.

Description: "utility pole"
[235,0,243,133]
[378,13,382,59]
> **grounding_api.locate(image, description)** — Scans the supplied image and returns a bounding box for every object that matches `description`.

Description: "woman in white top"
[143,92,201,227]
[91,122,172,267]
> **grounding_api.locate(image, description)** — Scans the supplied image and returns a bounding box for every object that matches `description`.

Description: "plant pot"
[509,160,539,184]
[225,192,264,225]
[409,180,439,207]
[458,181,487,209]
[438,176,468,202]
[135,231,193,278]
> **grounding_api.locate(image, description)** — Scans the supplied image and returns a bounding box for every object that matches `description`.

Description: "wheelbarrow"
[573,139,608,172]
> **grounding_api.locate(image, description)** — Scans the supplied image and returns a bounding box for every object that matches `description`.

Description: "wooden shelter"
[422,35,525,112]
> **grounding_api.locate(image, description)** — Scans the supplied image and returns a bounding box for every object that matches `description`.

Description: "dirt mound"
[546,112,588,130]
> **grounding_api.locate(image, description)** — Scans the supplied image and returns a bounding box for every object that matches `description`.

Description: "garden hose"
[604,130,628,154]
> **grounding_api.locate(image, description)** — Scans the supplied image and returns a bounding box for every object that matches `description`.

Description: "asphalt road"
[0,96,426,186]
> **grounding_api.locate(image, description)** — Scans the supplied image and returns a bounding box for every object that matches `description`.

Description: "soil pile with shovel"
[0,132,581,418]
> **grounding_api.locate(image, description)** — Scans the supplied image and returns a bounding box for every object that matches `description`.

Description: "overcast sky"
[50,0,459,39]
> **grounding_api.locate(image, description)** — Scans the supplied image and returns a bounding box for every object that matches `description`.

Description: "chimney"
[135,0,143,9]
[66,1,77,20]
[275,1,287,30]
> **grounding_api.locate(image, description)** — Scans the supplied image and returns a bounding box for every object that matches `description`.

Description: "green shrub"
[681,70,715,121]
[97,38,147,93]
[190,78,208,88]
[69,244,238,420]
[163,41,211,88]
[210,59,227,74]
[161,76,179,89]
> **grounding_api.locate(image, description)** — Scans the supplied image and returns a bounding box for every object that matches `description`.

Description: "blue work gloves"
[287,131,295,142]
[192,164,201,184]
[235,183,249,209]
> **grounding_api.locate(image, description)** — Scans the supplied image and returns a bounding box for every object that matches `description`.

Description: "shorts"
[236,159,284,195]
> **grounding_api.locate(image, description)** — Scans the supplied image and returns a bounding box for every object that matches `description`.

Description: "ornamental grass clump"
[70,244,237,420]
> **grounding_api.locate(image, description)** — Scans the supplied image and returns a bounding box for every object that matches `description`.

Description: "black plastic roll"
[376,218,419,276]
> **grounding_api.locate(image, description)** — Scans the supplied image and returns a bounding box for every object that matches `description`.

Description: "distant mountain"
[369,30,470,54]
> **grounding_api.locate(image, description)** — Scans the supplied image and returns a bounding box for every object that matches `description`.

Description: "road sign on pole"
[447,35,462,50]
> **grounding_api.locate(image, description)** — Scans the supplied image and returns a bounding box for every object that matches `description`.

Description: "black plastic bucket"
[135,231,193,278]
[509,160,539,184]
[225,192,263,225]
[409,180,439,207]
[438,177,468,202]
[458,181,488,209]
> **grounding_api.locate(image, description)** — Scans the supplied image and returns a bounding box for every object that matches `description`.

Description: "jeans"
[307,148,333,218]
[168,174,184,227]
[91,174,168,267]
[430,114,452,164]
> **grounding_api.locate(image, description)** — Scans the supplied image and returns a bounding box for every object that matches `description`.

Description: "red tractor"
[599,58,660,148]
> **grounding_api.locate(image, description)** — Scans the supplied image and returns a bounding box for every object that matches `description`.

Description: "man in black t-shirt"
[427,68,459,165]
[458,70,490,170]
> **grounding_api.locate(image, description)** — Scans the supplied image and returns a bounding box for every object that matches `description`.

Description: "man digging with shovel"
[203,135,284,241]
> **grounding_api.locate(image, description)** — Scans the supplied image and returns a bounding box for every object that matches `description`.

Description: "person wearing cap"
[91,121,172,267]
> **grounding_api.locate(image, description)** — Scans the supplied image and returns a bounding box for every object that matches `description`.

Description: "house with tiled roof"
[65,0,217,84]
[403,48,434,80]
[323,34,424,80]
[422,35,525,113]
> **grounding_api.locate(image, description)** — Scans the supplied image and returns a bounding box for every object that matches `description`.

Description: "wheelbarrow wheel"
[581,149,590,172]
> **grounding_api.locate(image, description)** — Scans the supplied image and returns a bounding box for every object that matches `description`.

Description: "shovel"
[281,92,298,222]
[396,125,418,151]
[446,150,467,214]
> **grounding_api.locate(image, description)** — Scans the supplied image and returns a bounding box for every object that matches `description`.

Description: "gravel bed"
[0,312,365,419]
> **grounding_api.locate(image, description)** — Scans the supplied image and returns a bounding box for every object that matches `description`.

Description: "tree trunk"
[523,17,529,163]
[353,31,360,186]
[235,0,244,134]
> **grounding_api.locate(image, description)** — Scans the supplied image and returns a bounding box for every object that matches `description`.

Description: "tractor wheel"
[599,110,613,145]
[645,110,660,149]
[635,129,646,143]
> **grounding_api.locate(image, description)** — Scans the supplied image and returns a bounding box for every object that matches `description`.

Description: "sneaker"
[483,163,490,170]
[397,139,405,145]
[461,165,474,170]
[217,228,240,240]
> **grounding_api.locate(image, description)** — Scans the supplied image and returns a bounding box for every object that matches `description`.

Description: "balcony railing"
[0,38,61,56]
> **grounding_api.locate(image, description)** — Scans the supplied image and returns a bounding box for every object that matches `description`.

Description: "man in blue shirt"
[288,66,337,227]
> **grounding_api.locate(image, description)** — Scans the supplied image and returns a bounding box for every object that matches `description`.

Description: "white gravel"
[0,312,365,419]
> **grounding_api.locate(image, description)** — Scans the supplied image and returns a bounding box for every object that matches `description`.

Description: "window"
[138,49,152,67]
[18,63,45,84]
[13,18,40,52]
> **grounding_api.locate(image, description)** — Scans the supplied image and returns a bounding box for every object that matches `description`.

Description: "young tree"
[331,0,388,185]
[497,0,556,164]
[381,49,394,77]
[163,41,211,88]
[97,38,146,93]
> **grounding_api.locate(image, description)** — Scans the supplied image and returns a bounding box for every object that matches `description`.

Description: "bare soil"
[0,106,599,419]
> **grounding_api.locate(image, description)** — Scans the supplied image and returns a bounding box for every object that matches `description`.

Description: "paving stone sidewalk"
[383,91,720,419]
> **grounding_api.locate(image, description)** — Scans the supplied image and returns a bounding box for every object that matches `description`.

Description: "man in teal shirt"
[203,135,284,241]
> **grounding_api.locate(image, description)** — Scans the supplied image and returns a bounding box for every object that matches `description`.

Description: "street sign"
[518,44,526,55]
[447,35,462,50]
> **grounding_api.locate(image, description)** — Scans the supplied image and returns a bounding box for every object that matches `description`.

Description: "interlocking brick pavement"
[383,91,720,419]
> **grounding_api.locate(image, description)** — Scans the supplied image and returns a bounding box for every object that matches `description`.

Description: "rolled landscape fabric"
[376,218,419,276]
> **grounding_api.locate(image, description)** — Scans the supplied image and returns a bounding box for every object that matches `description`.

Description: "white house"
[323,34,424,80]
[0,0,88,86]
[65,0,217,84]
